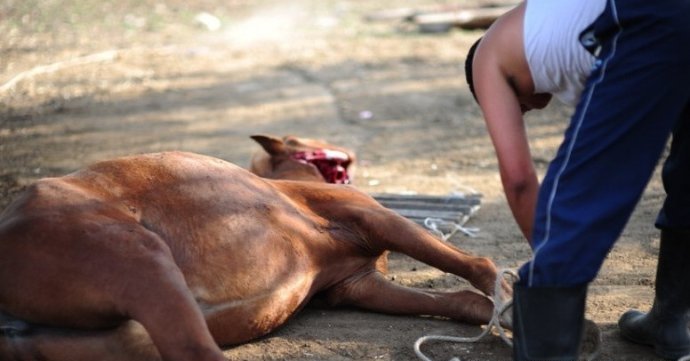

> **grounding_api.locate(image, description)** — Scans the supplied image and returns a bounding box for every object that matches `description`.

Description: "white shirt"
[523,0,607,106]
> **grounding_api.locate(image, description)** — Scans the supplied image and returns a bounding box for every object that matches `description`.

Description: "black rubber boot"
[513,283,588,361]
[618,229,690,360]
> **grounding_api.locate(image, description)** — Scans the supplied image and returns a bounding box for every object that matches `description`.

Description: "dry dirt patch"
[1,1,667,360]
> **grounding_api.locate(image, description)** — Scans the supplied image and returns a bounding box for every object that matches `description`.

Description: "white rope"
[424,217,479,240]
[413,268,604,361]
[414,269,517,361]
[421,189,481,241]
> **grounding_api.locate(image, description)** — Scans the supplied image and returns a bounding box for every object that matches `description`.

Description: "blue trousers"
[520,0,690,287]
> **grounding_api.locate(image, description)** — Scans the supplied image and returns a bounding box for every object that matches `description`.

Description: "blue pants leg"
[656,103,690,230]
[519,0,690,287]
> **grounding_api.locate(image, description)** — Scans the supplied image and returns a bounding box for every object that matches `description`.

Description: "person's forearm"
[503,174,539,246]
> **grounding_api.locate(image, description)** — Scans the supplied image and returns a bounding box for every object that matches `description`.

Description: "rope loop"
[424,217,479,240]
[414,269,604,361]
[414,269,517,361]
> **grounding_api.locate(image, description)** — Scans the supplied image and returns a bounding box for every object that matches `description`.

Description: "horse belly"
[198,268,316,345]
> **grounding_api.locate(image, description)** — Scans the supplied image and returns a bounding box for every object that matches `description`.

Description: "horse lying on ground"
[0,135,510,361]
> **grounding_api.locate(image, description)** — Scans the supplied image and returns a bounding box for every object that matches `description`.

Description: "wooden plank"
[364,4,471,22]
[371,193,481,236]
[390,208,468,222]
[364,7,419,22]
[375,200,475,214]
[372,193,481,205]
[415,5,516,31]
[364,3,518,33]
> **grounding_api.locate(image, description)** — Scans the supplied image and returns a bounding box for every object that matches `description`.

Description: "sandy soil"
[0,1,668,360]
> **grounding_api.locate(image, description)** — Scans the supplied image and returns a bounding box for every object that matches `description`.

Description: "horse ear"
[250,134,286,156]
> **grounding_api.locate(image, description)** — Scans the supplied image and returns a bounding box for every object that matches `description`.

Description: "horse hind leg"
[0,320,161,361]
[0,220,228,361]
[90,226,228,361]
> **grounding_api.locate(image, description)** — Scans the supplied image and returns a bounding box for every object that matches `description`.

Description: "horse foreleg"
[358,206,512,299]
[327,271,495,325]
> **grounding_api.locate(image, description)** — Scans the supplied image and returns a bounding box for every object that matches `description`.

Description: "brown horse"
[0,136,509,361]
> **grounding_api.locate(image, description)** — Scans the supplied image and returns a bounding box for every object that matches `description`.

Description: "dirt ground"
[0,1,669,360]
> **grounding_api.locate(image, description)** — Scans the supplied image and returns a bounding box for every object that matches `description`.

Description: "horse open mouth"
[291,149,351,184]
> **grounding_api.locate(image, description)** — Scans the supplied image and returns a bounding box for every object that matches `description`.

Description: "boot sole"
[620,321,690,360]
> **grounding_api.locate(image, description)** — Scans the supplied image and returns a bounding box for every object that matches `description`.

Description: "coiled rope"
[413,269,603,361]
[424,217,479,240]
[414,269,517,361]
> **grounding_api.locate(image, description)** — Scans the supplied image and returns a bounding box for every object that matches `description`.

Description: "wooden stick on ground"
[0,49,119,94]
[415,5,517,32]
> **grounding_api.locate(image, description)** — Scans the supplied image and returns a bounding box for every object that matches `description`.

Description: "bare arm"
[477,66,538,243]
[472,4,539,244]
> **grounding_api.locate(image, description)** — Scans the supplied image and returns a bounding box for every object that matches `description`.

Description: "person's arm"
[472,6,539,244]
[476,63,538,243]
[491,110,538,245]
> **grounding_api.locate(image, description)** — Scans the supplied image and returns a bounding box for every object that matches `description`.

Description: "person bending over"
[465,0,690,359]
